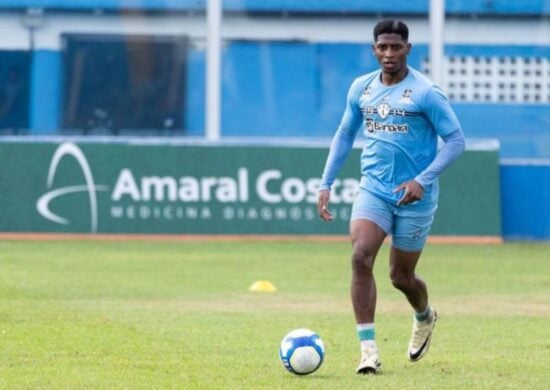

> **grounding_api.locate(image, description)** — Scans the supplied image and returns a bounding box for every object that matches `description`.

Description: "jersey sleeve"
[414,128,465,188]
[319,78,364,191]
[421,86,461,137]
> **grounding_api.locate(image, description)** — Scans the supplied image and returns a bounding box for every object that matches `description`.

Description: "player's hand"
[394,180,424,206]
[317,189,333,222]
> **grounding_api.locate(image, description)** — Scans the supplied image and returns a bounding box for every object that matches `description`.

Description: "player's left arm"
[395,86,465,206]
[415,86,465,188]
[414,128,465,189]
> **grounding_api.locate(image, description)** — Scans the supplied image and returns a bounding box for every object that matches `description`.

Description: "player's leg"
[350,219,386,324]
[349,189,391,374]
[350,219,386,326]
[350,219,386,374]
[389,247,428,313]
[391,214,437,362]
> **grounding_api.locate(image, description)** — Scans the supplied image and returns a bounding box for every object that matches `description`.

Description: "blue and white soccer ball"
[279,328,325,375]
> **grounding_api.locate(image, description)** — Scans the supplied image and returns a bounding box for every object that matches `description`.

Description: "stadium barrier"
[1,0,547,14]
[0,139,501,237]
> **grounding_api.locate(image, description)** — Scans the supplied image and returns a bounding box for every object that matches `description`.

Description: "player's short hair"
[373,19,409,42]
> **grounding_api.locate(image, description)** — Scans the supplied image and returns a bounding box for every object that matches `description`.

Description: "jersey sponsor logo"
[365,118,409,133]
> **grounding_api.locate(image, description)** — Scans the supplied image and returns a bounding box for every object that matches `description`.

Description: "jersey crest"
[376,103,391,119]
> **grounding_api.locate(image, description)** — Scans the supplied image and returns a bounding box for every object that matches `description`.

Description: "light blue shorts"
[351,188,435,252]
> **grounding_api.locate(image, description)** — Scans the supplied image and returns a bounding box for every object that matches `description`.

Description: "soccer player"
[317,19,465,374]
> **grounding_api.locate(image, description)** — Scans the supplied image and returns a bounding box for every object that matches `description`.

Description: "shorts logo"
[36,142,109,232]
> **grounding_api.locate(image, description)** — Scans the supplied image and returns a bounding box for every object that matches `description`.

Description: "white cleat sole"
[356,360,382,375]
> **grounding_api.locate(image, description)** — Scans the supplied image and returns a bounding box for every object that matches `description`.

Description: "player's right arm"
[318,78,364,221]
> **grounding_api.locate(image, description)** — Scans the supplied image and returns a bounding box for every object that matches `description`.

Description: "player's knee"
[351,243,376,274]
[390,269,412,291]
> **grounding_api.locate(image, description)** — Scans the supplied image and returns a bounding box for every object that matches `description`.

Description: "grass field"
[1,240,549,389]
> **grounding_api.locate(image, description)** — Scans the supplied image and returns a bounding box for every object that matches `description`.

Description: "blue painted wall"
[18,43,550,155]
[186,42,378,137]
[183,42,550,160]
[455,105,550,159]
[501,164,550,240]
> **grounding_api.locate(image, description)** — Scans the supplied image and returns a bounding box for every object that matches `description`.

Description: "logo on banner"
[36,142,109,232]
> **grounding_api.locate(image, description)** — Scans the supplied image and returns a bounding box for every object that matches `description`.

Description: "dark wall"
[0,51,30,133]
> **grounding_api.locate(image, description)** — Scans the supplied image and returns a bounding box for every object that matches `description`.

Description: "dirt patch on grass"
[0,232,503,244]
[80,294,550,317]
[196,295,549,317]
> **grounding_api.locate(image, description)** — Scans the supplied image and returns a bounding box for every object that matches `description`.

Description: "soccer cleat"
[356,345,382,374]
[408,309,437,362]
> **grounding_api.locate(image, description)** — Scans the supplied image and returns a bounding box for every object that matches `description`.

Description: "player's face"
[372,34,411,75]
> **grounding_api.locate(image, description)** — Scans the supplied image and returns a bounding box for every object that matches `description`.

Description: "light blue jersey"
[320,66,462,215]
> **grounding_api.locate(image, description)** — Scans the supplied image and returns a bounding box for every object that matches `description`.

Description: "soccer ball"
[279,328,325,375]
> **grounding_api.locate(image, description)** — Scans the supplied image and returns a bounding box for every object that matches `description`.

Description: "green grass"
[1,240,549,389]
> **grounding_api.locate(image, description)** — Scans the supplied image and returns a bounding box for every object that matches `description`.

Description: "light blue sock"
[357,323,375,341]
[415,306,433,322]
